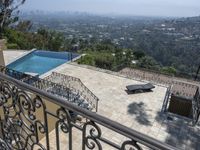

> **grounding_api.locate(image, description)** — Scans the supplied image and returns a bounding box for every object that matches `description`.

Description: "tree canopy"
[0,0,26,38]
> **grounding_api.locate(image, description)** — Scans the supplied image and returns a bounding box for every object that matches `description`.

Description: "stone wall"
[0,39,6,66]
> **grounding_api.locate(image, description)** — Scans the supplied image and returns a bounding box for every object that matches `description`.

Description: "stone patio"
[3,50,200,150]
[3,50,28,65]
[50,63,200,150]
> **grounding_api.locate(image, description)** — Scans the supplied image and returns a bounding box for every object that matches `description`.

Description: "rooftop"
[3,50,200,150]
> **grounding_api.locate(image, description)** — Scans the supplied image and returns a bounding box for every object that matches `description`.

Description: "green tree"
[15,20,32,32]
[137,56,160,70]
[37,28,65,50]
[94,53,115,70]
[133,50,145,59]
[0,0,26,38]
[4,28,32,49]
[77,54,95,66]
[161,66,177,75]
[48,31,64,51]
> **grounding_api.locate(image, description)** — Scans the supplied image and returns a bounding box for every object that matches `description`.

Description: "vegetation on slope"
[1,1,196,78]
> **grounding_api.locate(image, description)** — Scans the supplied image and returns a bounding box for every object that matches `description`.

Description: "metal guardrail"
[45,72,99,112]
[193,87,200,124]
[161,85,173,113]
[0,71,178,150]
[0,66,97,111]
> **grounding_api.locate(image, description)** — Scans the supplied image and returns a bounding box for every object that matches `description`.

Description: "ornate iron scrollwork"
[0,70,175,150]
[56,107,71,134]
[0,83,47,150]
[121,140,142,150]
[83,121,102,150]
[0,138,10,150]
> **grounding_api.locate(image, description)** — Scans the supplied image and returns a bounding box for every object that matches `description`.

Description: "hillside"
[11,13,200,77]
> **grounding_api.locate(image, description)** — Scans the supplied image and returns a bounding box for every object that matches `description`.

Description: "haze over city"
[21,0,200,17]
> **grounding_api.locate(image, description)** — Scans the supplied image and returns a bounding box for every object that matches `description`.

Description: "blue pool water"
[7,50,79,75]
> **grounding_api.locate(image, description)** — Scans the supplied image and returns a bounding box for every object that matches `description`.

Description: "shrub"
[7,43,19,49]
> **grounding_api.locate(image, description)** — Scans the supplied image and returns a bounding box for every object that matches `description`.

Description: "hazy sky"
[21,0,200,17]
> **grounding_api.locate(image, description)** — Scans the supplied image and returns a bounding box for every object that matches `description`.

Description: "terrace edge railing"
[161,85,173,113]
[0,71,178,150]
[161,84,200,126]
[0,66,98,112]
[45,72,99,112]
[193,87,200,125]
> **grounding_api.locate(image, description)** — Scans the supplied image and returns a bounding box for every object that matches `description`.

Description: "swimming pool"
[7,50,79,75]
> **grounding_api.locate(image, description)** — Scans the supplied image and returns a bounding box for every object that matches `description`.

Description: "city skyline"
[21,0,200,17]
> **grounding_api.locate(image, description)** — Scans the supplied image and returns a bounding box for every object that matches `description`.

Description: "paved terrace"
[3,50,200,150]
[3,50,28,65]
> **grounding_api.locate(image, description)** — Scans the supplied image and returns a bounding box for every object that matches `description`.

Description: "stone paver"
[3,50,28,65]
[52,63,200,149]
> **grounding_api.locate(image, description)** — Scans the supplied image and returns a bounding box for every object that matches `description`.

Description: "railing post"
[69,124,73,150]
[96,99,99,112]
[0,117,4,139]
[71,53,73,62]
[82,126,86,150]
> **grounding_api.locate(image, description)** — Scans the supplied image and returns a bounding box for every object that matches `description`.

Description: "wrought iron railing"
[193,87,200,124]
[0,66,97,111]
[161,83,200,125]
[0,71,178,150]
[45,72,99,112]
[161,85,173,113]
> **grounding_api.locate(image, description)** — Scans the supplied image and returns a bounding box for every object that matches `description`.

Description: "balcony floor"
[3,50,200,150]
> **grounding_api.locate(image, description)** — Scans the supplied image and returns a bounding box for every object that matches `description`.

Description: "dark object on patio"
[126,83,155,93]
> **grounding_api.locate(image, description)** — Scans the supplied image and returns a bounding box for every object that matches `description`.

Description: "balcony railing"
[0,66,98,112]
[45,72,99,112]
[0,71,178,150]
[193,87,200,124]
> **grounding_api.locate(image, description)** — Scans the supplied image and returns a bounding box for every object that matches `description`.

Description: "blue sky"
[21,0,200,17]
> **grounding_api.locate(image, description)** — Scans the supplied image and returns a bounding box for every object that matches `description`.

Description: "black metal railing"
[0,71,178,150]
[193,87,200,124]
[0,66,98,112]
[161,84,200,125]
[161,85,173,113]
[45,72,99,112]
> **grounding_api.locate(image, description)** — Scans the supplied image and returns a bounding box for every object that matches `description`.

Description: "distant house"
[72,44,80,51]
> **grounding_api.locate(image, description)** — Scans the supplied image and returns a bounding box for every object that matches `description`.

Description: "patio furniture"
[126,83,155,93]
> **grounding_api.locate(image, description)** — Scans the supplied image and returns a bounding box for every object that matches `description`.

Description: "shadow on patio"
[127,102,152,126]
[155,112,199,149]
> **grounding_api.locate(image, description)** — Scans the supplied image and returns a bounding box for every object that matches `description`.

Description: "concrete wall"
[0,39,6,66]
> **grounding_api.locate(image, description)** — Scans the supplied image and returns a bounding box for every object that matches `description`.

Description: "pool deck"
[3,50,29,65]
[3,50,200,150]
